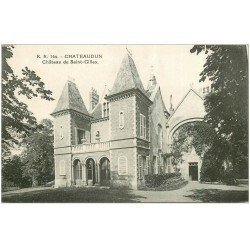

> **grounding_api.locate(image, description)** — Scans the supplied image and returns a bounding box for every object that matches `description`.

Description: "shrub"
[222,169,238,186]
[200,149,224,182]
[145,173,181,188]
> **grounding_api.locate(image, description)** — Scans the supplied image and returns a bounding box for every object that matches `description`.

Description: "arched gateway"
[86,158,96,185]
[99,157,110,185]
[73,159,82,185]
[166,89,205,181]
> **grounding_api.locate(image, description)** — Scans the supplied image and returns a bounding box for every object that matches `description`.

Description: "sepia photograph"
[1,44,249,203]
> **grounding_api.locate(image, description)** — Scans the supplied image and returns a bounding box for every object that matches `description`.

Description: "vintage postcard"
[1,45,248,203]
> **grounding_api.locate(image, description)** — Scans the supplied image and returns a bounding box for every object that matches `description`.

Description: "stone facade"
[51,52,207,190]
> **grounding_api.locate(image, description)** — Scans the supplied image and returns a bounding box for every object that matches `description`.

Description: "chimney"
[89,87,99,112]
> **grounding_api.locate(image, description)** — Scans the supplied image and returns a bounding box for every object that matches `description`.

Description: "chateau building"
[51,52,207,189]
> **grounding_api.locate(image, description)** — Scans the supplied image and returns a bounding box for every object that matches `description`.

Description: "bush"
[145,173,181,188]
[222,169,238,186]
[200,149,224,182]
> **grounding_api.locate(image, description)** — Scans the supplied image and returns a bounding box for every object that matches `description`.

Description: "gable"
[167,89,205,130]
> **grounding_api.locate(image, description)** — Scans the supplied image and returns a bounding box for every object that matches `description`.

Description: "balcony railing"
[72,141,110,154]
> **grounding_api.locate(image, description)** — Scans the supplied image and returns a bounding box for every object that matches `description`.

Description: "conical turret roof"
[110,53,146,96]
[52,80,90,116]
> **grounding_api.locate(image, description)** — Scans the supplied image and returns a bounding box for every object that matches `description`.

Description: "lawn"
[184,188,249,202]
[2,187,146,203]
[2,183,248,203]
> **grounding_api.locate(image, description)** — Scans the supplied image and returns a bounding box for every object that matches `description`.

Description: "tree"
[2,155,23,187]
[170,121,217,166]
[190,45,248,178]
[21,119,54,186]
[2,45,54,151]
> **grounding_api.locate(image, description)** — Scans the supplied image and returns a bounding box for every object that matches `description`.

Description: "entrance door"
[189,162,198,181]
[99,158,110,186]
[86,158,95,185]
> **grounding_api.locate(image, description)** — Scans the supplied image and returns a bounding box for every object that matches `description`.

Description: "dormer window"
[103,101,109,117]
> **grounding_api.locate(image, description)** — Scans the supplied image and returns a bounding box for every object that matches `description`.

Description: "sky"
[9,45,208,122]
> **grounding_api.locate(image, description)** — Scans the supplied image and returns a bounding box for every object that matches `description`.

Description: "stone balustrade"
[72,141,110,154]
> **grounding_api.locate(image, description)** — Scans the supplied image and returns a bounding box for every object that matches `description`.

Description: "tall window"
[107,102,109,116]
[158,124,163,149]
[140,114,146,139]
[119,111,124,129]
[103,101,109,117]
[60,125,63,140]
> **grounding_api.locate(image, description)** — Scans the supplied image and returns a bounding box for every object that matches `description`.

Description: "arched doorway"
[73,159,82,185]
[99,157,110,186]
[86,158,95,185]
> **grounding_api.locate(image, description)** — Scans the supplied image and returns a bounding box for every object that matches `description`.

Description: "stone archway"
[73,159,82,185]
[99,157,110,186]
[168,118,204,143]
[169,121,203,181]
[85,158,96,186]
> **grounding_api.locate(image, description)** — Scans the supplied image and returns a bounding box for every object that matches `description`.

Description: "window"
[140,114,146,139]
[59,160,66,176]
[77,129,85,144]
[118,156,127,175]
[119,111,124,129]
[103,101,109,117]
[158,124,163,149]
[107,102,109,116]
[103,103,106,117]
[87,165,93,180]
[60,125,63,140]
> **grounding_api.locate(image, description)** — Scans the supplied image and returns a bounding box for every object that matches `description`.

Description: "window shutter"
[118,156,127,175]
[145,156,149,175]
[156,156,159,174]
[138,155,142,179]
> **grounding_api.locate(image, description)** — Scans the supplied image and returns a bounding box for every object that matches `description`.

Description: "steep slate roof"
[52,80,90,116]
[90,102,102,119]
[110,53,147,96]
[146,75,168,113]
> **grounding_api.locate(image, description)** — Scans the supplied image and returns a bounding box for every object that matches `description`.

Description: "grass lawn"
[2,183,248,203]
[1,187,146,203]
[184,188,249,203]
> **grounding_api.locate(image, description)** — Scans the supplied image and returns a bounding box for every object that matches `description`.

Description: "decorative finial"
[68,76,75,83]
[126,45,133,57]
[150,65,154,75]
